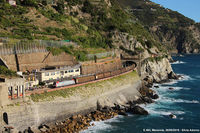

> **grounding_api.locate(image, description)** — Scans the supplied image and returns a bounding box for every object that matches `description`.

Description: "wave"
[81,116,122,133]
[154,86,191,92]
[179,74,194,81]
[141,105,185,116]
[171,61,186,65]
[161,97,199,104]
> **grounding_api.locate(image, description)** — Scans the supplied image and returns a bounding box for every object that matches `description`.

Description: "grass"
[30,71,139,102]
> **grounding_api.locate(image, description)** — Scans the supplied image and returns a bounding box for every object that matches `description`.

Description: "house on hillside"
[8,0,16,6]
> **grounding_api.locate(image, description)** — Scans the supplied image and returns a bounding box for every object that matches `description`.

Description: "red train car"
[111,69,121,76]
[75,75,95,84]
[103,72,111,78]
[95,73,104,80]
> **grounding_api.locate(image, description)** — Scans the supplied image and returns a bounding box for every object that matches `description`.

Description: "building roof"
[38,64,81,73]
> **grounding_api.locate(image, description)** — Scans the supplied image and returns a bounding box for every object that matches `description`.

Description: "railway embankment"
[0,71,142,131]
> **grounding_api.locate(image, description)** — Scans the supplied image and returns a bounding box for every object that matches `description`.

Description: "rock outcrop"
[141,57,174,83]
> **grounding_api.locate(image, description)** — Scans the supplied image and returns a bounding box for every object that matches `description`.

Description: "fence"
[0,38,78,55]
[86,51,115,60]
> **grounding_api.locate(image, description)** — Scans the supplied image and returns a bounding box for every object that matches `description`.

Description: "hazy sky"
[150,0,200,22]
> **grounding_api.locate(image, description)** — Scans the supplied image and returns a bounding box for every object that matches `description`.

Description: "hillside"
[117,0,200,53]
[0,0,166,58]
[0,0,199,54]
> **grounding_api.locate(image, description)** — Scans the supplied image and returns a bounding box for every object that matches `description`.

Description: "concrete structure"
[0,77,26,102]
[81,58,122,75]
[0,71,142,131]
[37,64,81,83]
[0,83,10,106]
[0,52,77,72]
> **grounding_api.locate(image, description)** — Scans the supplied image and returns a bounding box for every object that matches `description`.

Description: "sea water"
[82,54,200,133]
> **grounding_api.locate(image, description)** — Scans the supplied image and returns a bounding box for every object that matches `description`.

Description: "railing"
[0,38,78,55]
[86,51,115,60]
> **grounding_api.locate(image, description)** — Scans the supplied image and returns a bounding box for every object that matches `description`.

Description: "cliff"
[0,71,142,131]
[117,0,200,54]
[140,57,173,83]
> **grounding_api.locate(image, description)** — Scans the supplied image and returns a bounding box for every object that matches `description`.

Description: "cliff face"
[117,0,200,54]
[140,58,173,82]
[0,71,142,131]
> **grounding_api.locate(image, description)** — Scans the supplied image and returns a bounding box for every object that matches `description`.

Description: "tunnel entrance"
[3,112,8,125]
[122,61,136,67]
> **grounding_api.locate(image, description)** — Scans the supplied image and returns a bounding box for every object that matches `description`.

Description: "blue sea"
[82,54,200,133]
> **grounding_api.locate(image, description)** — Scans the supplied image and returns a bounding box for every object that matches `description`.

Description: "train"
[53,64,135,88]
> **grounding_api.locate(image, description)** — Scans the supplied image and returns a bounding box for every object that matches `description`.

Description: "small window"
[70,70,74,72]
[45,72,49,76]
[65,71,68,73]
[51,72,55,75]
[75,69,79,72]
[56,71,60,74]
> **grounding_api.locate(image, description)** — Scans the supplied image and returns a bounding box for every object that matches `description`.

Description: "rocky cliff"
[117,0,200,54]
[140,57,174,83]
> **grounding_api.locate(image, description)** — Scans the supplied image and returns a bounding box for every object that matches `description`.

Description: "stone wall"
[0,72,142,131]
[0,52,76,72]
[81,58,122,75]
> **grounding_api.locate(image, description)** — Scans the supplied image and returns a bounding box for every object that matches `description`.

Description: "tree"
[21,0,38,7]
[56,0,65,14]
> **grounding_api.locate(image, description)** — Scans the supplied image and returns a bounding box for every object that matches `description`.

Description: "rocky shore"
[23,71,181,133]
[22,81,160,133]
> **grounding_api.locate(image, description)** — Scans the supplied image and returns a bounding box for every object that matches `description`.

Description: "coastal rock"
[142,97,154,103]
[152,94,159,99]
[168,71,179,79]
[169,114,177,119]
[118,110,128,116]
[141,58,173,82]
[129,106,149,115]
[154,85,159,88]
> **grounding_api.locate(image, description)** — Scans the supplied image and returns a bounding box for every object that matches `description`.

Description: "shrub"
[0,66,17,76]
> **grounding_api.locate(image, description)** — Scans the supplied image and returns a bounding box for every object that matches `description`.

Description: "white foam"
[161,97,199,104]
[171,61,186,64]
[141,105,185,116]
[179,74,193,81]
[155,86,191,92]
[81,116,122,133]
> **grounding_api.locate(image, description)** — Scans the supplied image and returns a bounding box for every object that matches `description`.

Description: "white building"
[37,64,81,83]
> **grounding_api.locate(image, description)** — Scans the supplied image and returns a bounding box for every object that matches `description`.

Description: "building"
[0,76,26,105]
[24,74,39,88]
[8,0,16,6]
[37,64,81,83]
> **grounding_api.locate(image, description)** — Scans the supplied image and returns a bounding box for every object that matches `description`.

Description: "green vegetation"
[0,66,17,77]
[30,71,138,102]
[117,0,200,53]
[146,55,168,63]
[0,0,199,53]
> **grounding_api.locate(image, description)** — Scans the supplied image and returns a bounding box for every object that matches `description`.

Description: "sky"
[150,0,200,22]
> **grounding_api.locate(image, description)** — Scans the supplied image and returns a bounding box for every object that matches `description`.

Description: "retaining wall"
[0,71,142,131]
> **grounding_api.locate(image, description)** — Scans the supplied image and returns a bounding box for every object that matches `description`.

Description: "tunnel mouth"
[3,112,8,125]
[123,61,136,67]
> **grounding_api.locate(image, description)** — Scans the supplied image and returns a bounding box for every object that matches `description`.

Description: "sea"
[81,54,200,133]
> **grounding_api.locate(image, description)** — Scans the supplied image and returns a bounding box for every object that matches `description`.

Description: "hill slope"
[0,0,199,54]
[117,0,200,53]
